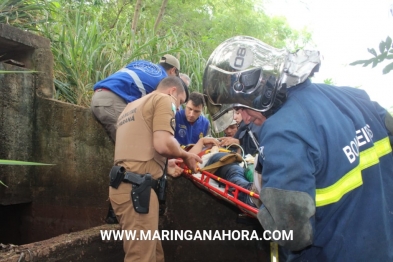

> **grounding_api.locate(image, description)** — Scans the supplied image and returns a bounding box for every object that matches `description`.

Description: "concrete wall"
[0,23,54,98]
[0,62,35,205]
[25,96,114,243]
[0,23,54,206]
[0,24,268,262]
[0,22,115,245]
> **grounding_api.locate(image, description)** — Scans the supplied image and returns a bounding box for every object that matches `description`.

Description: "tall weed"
[37,2,205,106]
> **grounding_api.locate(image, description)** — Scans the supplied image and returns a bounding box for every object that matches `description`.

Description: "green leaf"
[386,36,392,51]
[0,70,37,74]
[349,59,371,66]
[368,48,377,57]
[382,61,393,74]
[0,160,54,165]
[363,60,373,67]
[386,54,393,59]
[379,41,386,53]
[379,52,387,62]
[372,58,378,68]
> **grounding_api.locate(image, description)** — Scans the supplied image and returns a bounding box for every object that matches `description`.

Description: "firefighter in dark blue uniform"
[203,35,393,261]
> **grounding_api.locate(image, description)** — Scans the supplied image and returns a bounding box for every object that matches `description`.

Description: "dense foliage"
[1,0,311,106]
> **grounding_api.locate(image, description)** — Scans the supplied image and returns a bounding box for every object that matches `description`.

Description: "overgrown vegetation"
[1,0,311,107]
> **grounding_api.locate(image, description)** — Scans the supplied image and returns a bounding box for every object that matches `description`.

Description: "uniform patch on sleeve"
[170,117,176,131]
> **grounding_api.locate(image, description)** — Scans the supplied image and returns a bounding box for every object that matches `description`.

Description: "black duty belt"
[123,172,159,190]
[109,166,162,214]
[109,165,158,190]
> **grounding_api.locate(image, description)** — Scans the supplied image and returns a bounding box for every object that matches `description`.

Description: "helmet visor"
[204,94,233,121]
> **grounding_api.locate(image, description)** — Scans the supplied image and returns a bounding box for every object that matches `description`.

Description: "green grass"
[38,6,204,106]
[0,160,54,187]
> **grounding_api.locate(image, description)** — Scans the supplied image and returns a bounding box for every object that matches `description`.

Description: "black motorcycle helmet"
[203,36,322,131]
[203,36,288,125]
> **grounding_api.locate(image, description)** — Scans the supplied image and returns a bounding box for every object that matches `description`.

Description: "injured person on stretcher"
[167,136,262,208]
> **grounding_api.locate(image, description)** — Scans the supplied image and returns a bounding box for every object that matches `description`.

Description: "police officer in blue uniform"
[203,36,393,261]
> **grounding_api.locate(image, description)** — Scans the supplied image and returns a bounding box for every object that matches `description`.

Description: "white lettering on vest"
[342,124,373,164]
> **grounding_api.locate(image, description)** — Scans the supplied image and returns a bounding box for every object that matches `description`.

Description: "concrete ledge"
[0,24,50,51]
[0,224,123,262]
[0,23,54,98]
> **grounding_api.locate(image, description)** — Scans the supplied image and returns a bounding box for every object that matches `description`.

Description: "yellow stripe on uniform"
[316,137,392,207]
[270,242,279,262]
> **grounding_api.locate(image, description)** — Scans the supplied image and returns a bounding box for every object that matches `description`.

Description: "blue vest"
[258,79,393,261]
[93,60,167,103]
[175,109,210,146]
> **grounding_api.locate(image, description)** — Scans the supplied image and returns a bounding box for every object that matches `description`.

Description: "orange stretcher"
[179,147,280,262]
[182,166,259,218]
[180,145,260,217]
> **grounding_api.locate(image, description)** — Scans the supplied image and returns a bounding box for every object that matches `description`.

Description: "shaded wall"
[25,97,114,243]
[0,23,54,205]
[0,63,35,205]
[0,22,115,244]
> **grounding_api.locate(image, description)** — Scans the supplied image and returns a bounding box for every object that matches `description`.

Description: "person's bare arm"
[188,137,220,154]
[218,137,240,147]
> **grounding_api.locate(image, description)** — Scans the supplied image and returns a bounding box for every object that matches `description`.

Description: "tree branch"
[154,0,168,32]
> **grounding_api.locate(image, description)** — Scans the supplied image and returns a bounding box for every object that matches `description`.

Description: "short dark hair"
[188,92,205,107]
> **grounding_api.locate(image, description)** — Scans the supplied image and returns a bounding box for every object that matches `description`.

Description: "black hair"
[188,92,205,107]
